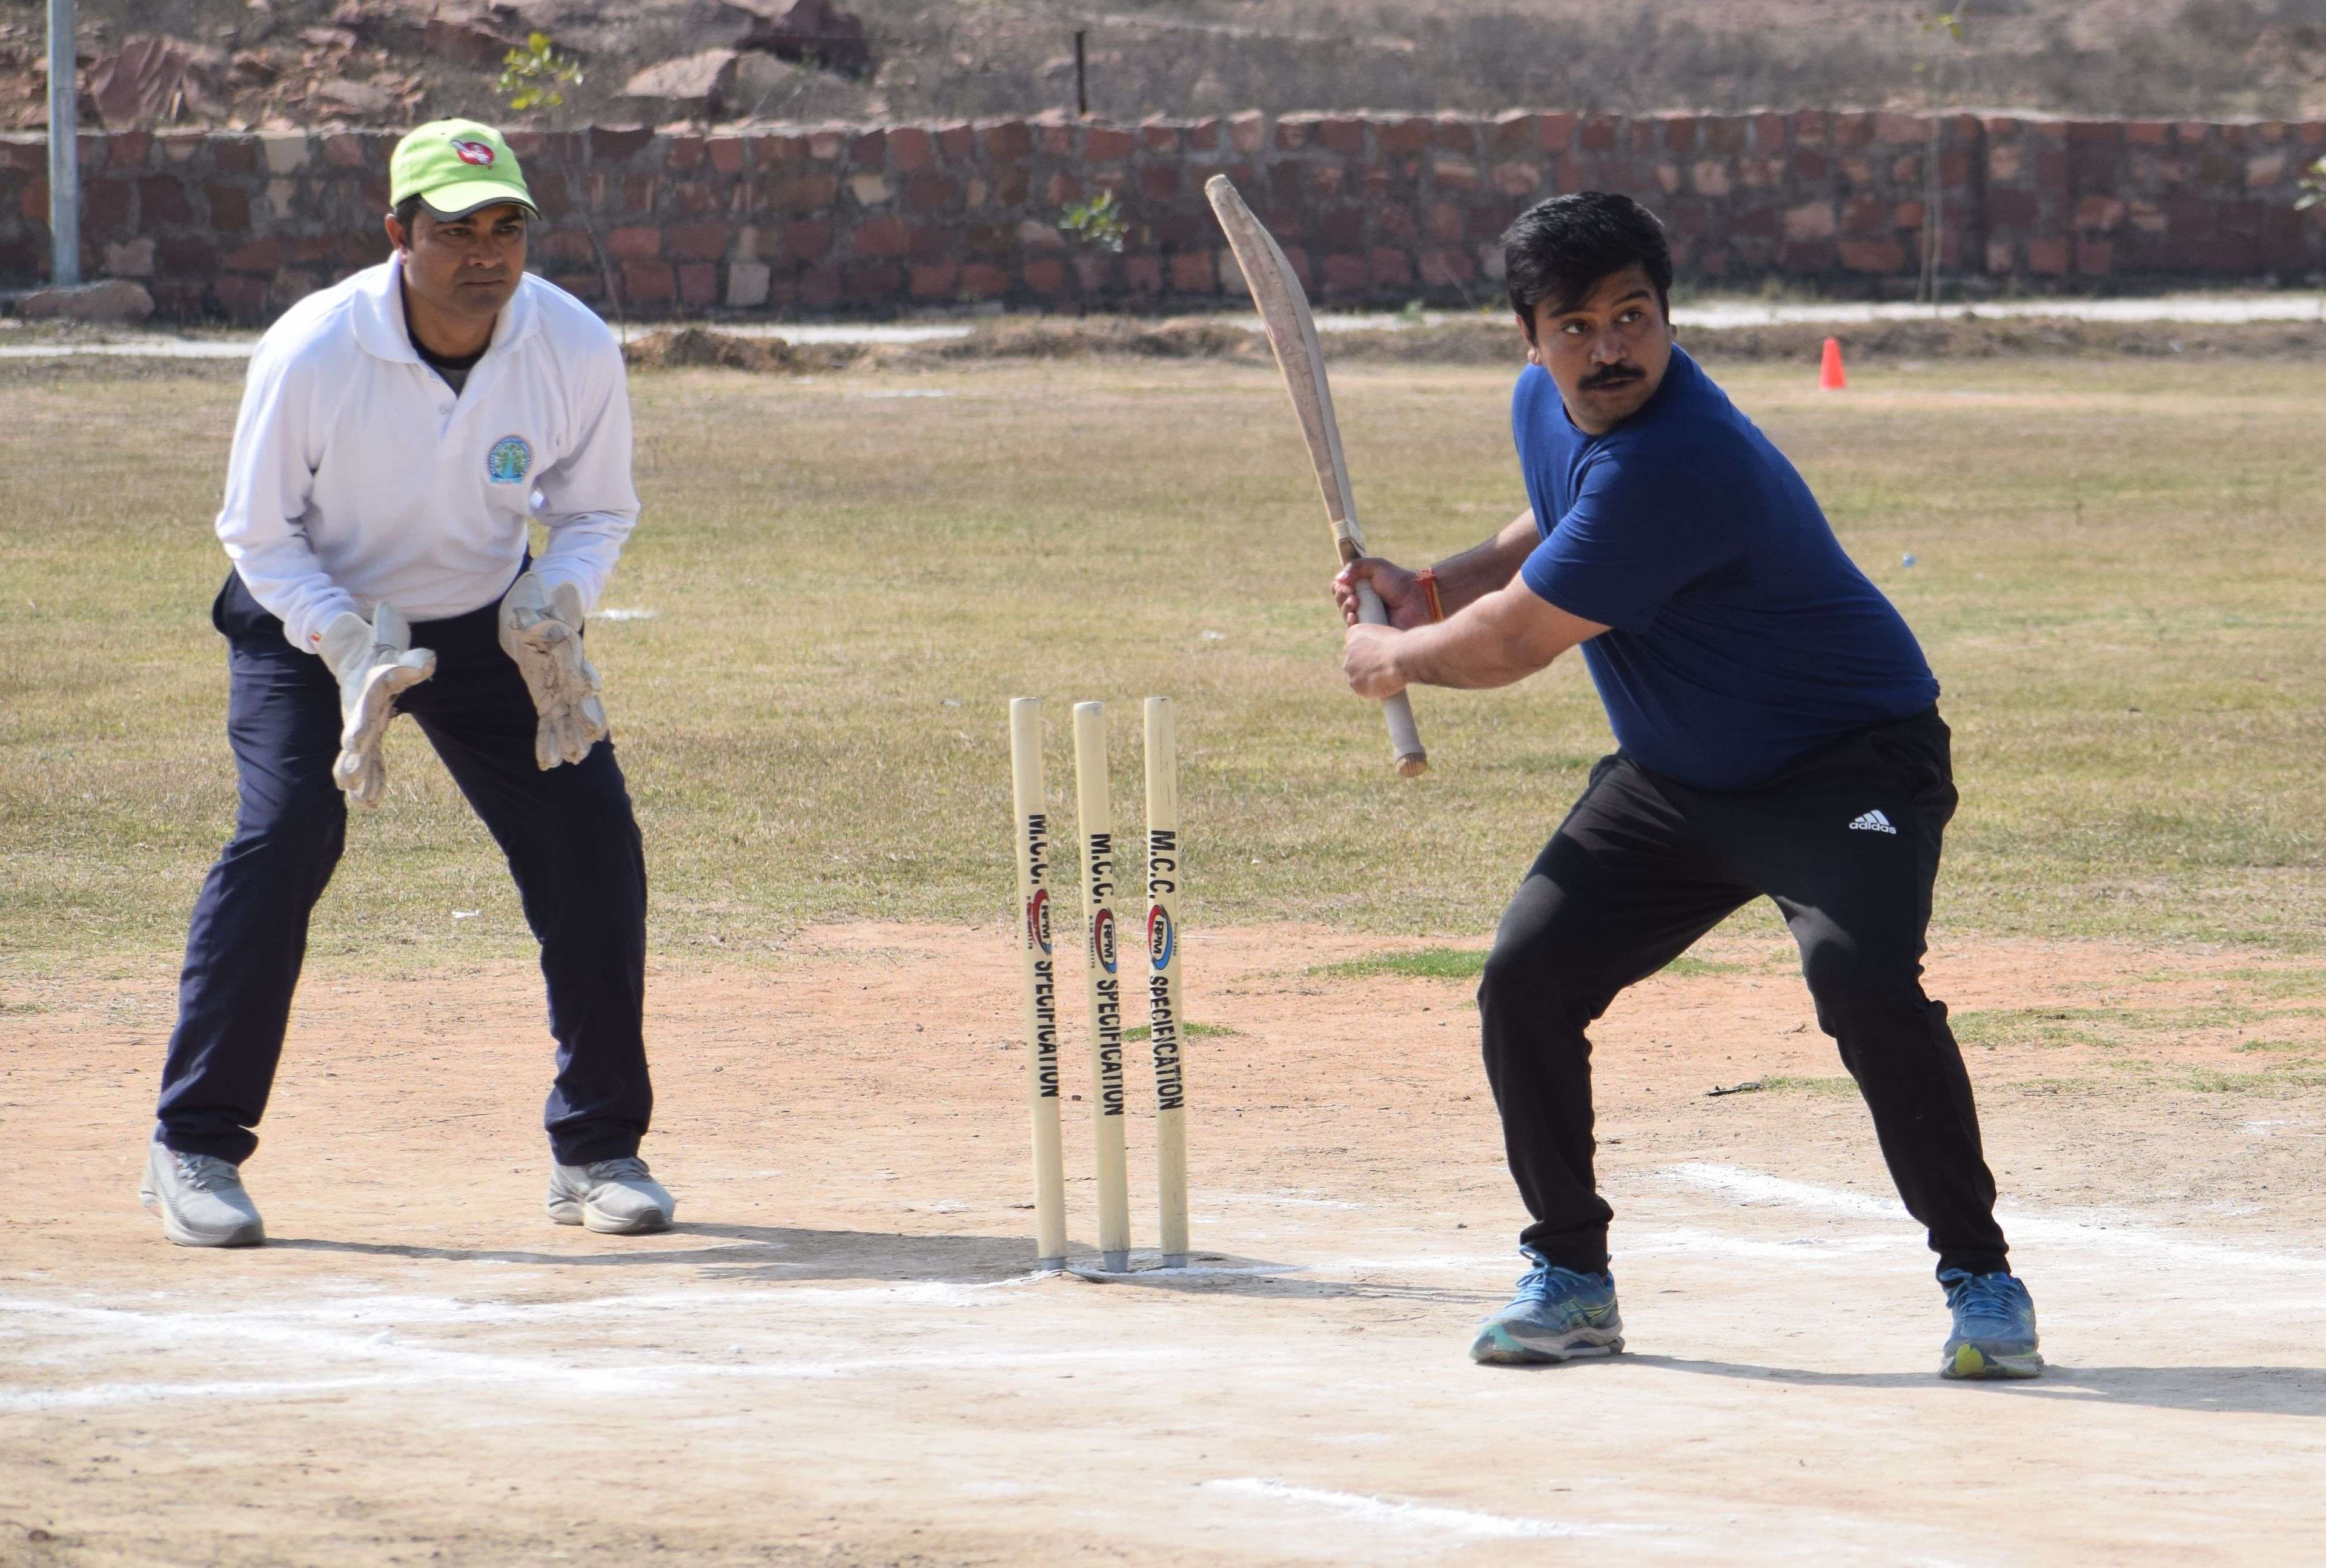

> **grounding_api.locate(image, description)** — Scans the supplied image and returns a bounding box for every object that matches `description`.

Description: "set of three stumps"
[1001,178,1425,1275]
[1009,695,1190,1274]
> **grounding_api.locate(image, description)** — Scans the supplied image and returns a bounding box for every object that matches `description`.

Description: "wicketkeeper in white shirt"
[141,121,674,1246]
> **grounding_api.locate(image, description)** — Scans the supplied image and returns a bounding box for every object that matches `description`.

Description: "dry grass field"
[5,351,2326,965]
[6,349,2326,1564]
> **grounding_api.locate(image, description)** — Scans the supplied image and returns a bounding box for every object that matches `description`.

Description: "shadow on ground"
[1620,1354,2326,1417]
[265,1223,1488,1305]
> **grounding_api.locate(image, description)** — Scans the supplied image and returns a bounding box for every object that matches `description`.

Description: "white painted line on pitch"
[1206,1191,1365,1209]
[1202,1478,1667,1540]
[0,1347,1168,1412]
[1622,1224,1899,1262]
[0,1296,652,1392]
[0,1372,524,1411]
[0,1279,1047,1359]
[1664,1163,1904,1220]
[1661,1163,2326,1274]
[0,1285,1180,1411]
[1315,1254,1511,1272]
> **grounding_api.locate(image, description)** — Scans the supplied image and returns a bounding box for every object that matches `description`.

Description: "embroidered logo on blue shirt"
[486,435,532,485]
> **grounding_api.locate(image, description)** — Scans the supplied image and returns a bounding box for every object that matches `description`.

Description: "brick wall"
[2,110,2321,323]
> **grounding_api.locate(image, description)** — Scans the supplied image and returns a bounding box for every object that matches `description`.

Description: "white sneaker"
[546,1156,675,1234]
[139,1142,265,1247]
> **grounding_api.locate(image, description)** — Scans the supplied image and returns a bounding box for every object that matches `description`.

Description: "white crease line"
[0,1297,646,1392]
[0,1275,1032,1336]
[1204,1478,1666,1540]
[0,1340,1177,1412]
[1317,1231,1889,1272]
[1662,1163,2326,1274]
[1622,1225,1897,1262]
[1665,1163,1903,1220]
[1,1370,598,1412]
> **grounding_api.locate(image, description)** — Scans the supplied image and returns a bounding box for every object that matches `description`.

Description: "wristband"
[1417,567,1446,624]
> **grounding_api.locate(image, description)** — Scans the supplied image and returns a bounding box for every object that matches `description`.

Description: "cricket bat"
[1205,174,1428,778]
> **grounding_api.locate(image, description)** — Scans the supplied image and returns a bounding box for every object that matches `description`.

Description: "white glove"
[317,605,437,807]
[498,570,608,770]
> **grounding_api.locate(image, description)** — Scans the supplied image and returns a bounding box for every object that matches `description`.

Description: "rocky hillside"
[5,0,2326,134]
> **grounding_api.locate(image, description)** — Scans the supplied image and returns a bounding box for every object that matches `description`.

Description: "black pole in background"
[1074,30,1088,117]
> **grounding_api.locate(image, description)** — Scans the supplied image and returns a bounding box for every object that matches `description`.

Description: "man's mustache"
[1580,364,1644,391]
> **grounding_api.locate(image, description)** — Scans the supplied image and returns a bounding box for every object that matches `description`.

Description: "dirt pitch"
[8,921,2326,1565]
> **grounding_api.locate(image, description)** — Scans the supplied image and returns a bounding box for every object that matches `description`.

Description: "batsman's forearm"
[1430,512,1539,615]
[1389,617,1557,691]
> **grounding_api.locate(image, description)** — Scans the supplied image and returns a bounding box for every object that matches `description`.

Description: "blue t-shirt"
[1516,346,1938,790]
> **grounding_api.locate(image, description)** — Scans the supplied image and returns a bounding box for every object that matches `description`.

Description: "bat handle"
[1353,578,1429,777]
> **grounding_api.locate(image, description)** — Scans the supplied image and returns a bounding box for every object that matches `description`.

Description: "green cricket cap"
[389,119,538,220]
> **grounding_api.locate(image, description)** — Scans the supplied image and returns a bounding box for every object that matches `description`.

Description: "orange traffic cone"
[1818,336,1848,390]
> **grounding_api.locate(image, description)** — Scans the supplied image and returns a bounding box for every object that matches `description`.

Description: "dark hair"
[1501,192,1672,329]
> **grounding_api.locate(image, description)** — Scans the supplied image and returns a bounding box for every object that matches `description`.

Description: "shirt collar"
[351,253,540,365]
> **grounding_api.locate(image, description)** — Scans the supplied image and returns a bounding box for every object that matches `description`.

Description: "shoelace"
[172,1153,241,1193]
[1514,1261,1605,1303]
[1946,1272,2026,1323]
[588,1157,652,1181]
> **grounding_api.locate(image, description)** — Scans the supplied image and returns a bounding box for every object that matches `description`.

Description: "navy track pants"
[153,571,652,1166]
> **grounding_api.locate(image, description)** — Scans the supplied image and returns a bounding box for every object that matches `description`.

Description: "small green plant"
[1662,954,1746,977]
[1316,948,1486,980]
[1059,188,1128,253]
[1121,1021,1237,1042]
[2297,156,2326,210]
[498,32,584,113]
[1763,1074,1861,1097]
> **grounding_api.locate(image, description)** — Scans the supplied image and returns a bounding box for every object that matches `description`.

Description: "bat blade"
[1207,174,1428,778]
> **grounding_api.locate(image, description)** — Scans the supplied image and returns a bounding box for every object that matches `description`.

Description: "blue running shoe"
[1469,1251,1623,1366]
[1939,1268,2044,1380]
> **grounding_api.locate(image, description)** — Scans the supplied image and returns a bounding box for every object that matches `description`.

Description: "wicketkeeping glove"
[317,604,437,807]
[498,570,608,770]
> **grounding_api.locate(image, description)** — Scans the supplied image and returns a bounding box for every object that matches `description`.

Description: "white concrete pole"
[46,0,79,286]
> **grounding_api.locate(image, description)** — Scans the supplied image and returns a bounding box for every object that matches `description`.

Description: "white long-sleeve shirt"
[216,256,638,651]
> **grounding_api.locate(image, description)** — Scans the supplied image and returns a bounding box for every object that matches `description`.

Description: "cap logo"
[451,138,496,167]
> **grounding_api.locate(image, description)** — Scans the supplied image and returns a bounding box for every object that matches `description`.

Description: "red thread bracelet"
[1417,567,1446,623]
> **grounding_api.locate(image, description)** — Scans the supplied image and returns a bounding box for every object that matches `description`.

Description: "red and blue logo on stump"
[1027,888,1052,955]
[1092,908,1117,973]
[1147,905,1174,970]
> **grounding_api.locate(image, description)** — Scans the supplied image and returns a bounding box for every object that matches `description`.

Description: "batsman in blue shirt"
[1334,192,2041,1380]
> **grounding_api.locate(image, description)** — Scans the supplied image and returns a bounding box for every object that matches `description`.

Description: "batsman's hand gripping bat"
[1205,174,1428,778]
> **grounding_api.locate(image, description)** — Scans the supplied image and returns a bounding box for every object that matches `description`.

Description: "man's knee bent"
[227,782,346,869]
[1800,936,1937,1039]
[1478,941,1615,1039]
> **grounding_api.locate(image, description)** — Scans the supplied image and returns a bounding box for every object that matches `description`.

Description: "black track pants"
[1477,707,2009,1280]
[153,572,652,1168]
